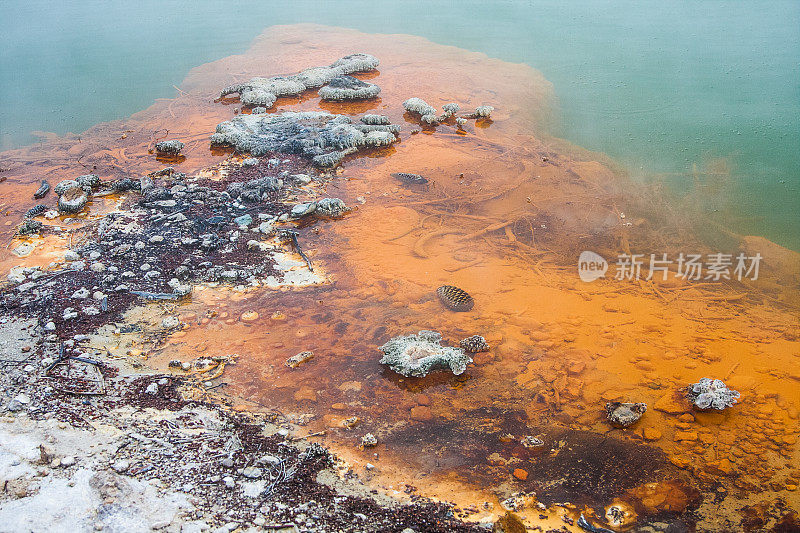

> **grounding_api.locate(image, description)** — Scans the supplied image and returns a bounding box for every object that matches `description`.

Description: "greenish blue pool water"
[1,1,798,250]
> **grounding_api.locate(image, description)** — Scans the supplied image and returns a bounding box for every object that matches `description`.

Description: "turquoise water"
[1,1,798,249]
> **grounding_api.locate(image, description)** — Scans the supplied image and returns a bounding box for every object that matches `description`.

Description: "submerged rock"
[390,172,428,185]
[286,351,314,368]
[315,197,348,217]
[379,330,472,378]
[688,378,740,410]
[318,75,381,101]
[605,402,647,428]
[155,140,184,154]
[211,111,399,167]
[460,335,489,353]
[33,180,50,199]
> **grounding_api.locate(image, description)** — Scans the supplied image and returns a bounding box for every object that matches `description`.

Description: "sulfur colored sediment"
[2,24,799,531]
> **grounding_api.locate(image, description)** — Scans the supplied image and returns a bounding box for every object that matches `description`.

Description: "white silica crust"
[220,53,379,109]
[379,330,472,378]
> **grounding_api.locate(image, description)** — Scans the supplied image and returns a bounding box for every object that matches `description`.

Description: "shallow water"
[1,1,798,250]
[1,22,799,532]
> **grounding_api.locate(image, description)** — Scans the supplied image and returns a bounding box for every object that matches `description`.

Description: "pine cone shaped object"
[436,285,474,312]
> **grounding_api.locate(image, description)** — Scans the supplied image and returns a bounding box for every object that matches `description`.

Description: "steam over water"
[1,1,799,250]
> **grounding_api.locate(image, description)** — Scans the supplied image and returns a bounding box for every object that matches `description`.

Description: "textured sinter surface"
[210,111,399,167]
[379,330,473,378]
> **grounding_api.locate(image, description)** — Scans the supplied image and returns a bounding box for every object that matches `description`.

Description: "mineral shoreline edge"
[0,24,798,533]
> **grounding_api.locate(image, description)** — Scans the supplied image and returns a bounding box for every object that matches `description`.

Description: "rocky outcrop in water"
[605,402,647,428]
[154,140,184,154]
[220,53,379,108]
[318,75,380,101]
[379,330,472,378]
[211,111,400,167]
[403,98,494,128]
[402,97,437,116]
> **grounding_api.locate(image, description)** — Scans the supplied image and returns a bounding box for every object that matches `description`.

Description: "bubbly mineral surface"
[318,75,381,101]
[379,330,472,377]
[220,53,379,108]
[688,378,741,410]
[210,111,399,166]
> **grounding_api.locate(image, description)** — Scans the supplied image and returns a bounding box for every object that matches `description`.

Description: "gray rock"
[161,316,180,328]
[71,287,90,299]
[605,402,647,428]
[290,202,317,219]
[361,114,390,125]
[220,53,378,107]
[315,198,348,217]
[403,97,437,116]
[258,222,274,235]
[54,179,79,195]
[210,111,399,167]
[155,140,184,154]
[286,351,313,369]
[688,378,740,410]
[76,174,100,190]
[7,394,30,411]
[241,466,262,479]
[233,214,252,227]
[319,75,381,101]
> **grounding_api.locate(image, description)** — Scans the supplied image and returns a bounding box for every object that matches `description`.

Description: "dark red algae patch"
[221,425,485,533]
[0,153,321,342]
[381,406,683,508]
[123,376,190,411]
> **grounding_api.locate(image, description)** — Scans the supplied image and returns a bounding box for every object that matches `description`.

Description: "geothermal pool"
[1,22,799,533]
